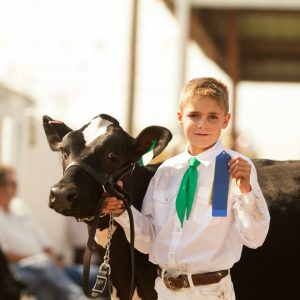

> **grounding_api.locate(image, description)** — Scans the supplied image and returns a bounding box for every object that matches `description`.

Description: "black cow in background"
[43,114,300,300]
[231,159,300,300]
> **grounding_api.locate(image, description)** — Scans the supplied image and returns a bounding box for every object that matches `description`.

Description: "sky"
[0,0,299,160]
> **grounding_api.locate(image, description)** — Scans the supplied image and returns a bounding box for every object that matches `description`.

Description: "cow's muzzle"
[49,185,78,213]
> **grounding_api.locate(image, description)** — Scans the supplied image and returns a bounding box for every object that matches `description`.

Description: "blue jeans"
[12,256,84,300]
[64,263,99,290]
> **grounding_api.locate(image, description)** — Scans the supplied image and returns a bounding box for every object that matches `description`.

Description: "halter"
[64,160,136,299]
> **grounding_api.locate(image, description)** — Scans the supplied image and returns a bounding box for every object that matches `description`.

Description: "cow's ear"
[133,126,172,163]
[42,115,73,151]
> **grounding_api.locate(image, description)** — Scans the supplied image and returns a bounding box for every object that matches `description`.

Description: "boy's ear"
[222,113,231,129]
[177,111,183,127]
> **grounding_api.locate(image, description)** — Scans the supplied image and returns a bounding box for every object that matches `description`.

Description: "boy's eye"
[188,113,199,119]
[209,115,218,120]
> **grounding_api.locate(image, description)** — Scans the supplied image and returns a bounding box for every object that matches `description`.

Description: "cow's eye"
[108,152,119,161]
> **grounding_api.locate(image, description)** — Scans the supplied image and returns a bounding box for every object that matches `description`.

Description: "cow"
[43,114,172,300]
[43,114,300,300]
[231,159,300,300]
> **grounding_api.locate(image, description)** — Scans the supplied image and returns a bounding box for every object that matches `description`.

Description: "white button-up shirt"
[115,140,270,273]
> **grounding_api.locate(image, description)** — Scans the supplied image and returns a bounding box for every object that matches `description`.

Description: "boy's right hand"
[101,196,125,216]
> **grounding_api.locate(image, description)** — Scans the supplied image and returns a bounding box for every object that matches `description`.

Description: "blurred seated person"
[0,164,85,300]
[66,216,102,265]
[67,217,91,265]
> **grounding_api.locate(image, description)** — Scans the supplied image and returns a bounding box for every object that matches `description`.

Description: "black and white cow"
[43,114,300,300]
[43,114,172,300]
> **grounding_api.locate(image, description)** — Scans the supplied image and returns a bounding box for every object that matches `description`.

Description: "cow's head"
[43,114,172,220]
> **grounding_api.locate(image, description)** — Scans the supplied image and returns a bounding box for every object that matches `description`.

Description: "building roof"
[166,1,300,82]
[192,8,300,82]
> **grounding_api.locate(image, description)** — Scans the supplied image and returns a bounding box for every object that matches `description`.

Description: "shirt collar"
[183,139,226,166]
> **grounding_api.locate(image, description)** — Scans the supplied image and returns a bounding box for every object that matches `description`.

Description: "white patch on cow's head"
[82,116,113,144]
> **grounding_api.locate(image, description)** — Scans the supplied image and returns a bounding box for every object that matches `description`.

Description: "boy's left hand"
[229,156,251,194]
[102,196,125,216]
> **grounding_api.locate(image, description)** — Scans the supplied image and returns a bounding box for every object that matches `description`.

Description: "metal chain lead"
[92,213,115,295]
[103,213,114,265]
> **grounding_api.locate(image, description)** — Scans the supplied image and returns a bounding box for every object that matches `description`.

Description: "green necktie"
[176,157,200,226]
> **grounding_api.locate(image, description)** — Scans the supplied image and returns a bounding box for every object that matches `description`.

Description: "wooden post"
[126,0,139,135]
[175,0,190,97]
[226,10,240,149]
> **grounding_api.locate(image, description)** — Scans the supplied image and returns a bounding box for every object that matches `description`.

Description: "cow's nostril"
[48,186,77,210]
[50,194,55,204]
[49,188,57,207]
[67,192,77,202]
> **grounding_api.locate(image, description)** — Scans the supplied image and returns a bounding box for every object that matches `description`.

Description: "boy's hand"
[101,196,125,216]
[229,156,251,194]
[101,180,125,216]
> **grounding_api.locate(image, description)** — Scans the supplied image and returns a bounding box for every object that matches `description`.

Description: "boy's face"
[177,96,230,155]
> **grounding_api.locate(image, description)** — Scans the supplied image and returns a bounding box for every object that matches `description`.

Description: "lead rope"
[108,184,136,300]
[103,213,114,269]
[83,186,135,300]
[70,160,136,299]
[83,194,110,299]
[91,213,114,296]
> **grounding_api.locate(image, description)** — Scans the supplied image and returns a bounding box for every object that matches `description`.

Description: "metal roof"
[166,1,300,82]
[192,8,300,82]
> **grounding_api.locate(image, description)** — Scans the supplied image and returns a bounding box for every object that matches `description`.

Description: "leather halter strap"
[64,161,109,187]
[64,160,136,299]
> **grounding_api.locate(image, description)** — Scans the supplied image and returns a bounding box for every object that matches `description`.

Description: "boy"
[102,77,270,299]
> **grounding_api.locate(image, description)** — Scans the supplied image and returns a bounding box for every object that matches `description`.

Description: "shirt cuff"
[234,188,257,210]
[114,210,130,227]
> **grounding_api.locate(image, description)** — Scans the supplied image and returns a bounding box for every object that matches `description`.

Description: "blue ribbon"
[212,151,231,217]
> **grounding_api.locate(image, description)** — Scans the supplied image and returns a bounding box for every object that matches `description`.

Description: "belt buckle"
[164,274,177,290]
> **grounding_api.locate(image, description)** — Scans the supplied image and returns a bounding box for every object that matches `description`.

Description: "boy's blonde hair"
[179,77,229,113]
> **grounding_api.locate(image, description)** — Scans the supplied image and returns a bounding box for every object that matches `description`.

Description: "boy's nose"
[197,119,208,129]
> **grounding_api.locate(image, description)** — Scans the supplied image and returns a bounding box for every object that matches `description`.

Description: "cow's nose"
[49,187,59,208]
[49,186,77,209]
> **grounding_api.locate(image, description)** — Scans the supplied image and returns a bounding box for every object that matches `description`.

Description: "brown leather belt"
[157,266,228,290]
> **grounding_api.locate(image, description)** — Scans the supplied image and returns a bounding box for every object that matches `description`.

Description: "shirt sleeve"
[232,161,270,249]
[32,218,53,249]
[114,175,157,254]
